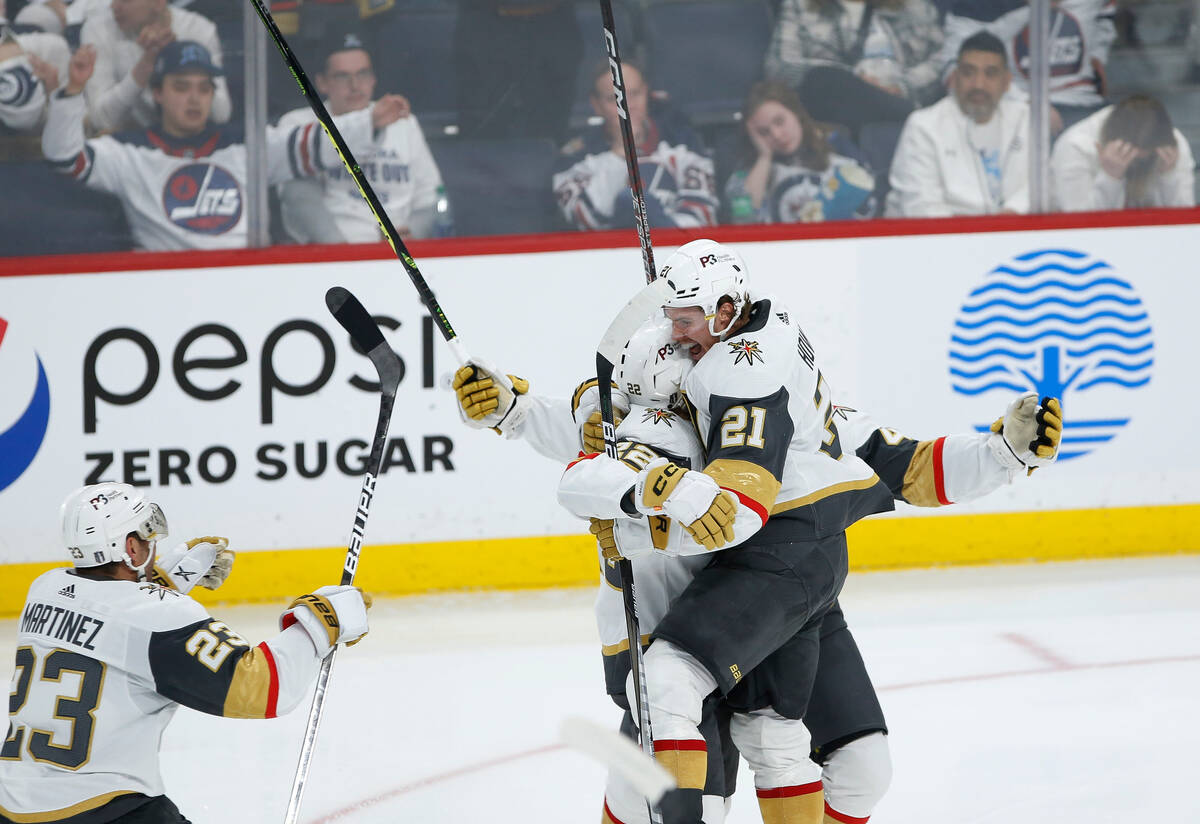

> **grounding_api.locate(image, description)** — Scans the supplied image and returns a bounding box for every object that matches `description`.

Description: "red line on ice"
[312,651,1200,821]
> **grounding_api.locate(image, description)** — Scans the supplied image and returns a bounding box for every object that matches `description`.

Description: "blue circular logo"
[0,317,51,493]
[162,163,242,235]
[949,249,1153,461]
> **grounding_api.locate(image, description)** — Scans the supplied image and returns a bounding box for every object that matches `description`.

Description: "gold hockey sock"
[756,781,825,824]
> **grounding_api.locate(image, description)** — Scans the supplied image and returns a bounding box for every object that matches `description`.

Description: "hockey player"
[0,483,370,824]
[555,314,1062,824]
[451,241,1061,823]
[40,39,409,251]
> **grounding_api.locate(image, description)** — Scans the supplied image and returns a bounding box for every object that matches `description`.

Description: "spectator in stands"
[764,0,945,134]
[1050,94,1196,210]
[552,60,718,231]
[887,31,1030,216]
[79,0,230,132]
[0,7,69,134]
[276,31,444,244]
[725,80,876,223]
[938,0,1116,134]
[12,0,109,41]
[454,0,581,143]
[42,40,407,251]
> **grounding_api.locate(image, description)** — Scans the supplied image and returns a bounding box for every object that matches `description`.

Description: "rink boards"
[1,219,1198,614]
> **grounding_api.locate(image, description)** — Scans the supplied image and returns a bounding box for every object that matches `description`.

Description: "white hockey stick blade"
[559,716,676,804]
[597,278,674,365]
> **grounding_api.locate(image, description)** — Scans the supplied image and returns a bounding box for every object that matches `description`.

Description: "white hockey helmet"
[60,483,168,570]
[657,239,749,338]
[616,316,692,407]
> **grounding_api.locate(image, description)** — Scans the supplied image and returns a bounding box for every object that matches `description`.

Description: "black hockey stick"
[596,278,673,824]
[247,0,472,369]
[283,287,403,824]
[599,0,656,286]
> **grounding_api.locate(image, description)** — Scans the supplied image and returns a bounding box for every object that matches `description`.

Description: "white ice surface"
[3,555,1198,823]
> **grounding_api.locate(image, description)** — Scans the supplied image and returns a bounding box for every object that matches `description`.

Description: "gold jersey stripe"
[704,459,782,513]
[0,790,136,822]
[601,633,651,656]
[771,474,883,515]
[222,646,275,719]
[900,439,945,508]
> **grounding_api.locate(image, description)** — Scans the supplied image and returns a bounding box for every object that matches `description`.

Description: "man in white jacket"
[1050,95,1196,211]
[886,30,1030,217]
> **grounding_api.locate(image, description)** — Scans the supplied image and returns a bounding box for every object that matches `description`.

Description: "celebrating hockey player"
[450,239,1062,824]
[0,483,371,824]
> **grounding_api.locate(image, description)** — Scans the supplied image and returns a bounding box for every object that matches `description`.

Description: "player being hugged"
[0,483,370,824]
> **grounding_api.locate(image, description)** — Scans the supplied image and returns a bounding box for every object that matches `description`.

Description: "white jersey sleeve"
[0,569,322,821]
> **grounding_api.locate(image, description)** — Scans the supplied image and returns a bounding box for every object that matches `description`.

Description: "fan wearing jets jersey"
[0,484,370,824]
[39,39,410,251]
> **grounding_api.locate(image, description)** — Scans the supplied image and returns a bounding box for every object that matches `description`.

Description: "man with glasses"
[277,31,444,244]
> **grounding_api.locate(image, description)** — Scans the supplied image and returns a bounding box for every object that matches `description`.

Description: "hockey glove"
[635,458,736,549]
[590,518,623,562]
[581,409,625,454]
[150,536,235,595]
[684,492,738,551]
[571,378,630,453]
[281,585,373,658]
[451,360,530,437]
[988,394,1063,474]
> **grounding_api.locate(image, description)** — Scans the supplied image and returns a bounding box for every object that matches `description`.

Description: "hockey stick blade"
[597,278,673,367]
[560,716,676,805]
[326,286,403,394]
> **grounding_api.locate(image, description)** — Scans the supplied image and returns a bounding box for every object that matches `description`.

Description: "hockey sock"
[755,782,824,824]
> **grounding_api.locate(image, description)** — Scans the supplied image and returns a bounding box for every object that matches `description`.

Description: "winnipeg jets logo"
[641,408,676,426]
[162,163,242,235]
[727,338,764,366]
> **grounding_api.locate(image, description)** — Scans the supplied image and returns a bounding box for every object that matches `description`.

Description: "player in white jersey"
[276,31,443,244]
[0,484,370,824]
[453,309,1061,823]
[555,314,1062,823]
[40,39,408,251]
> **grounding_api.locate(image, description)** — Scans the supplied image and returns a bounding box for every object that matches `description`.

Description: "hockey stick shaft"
[247,0,468,366]
[283,287,404,824]
[595,279,673,824]
[599,0,656,286]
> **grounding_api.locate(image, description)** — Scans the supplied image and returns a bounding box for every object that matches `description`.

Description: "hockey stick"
[283,287,404,824]
[247,0,470,368]
[599,0,656,285]
[595,278,673,824]
[560,716,676,804]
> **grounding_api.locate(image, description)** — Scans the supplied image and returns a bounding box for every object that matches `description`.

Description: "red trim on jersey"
[0,317,7,348]
[653,739,707,753]
[756,781,823,798]
[565,452,602,471]
[70,151,89,178]
[825,800,871,823]
[258,642,281,719]
[602,798,628,824]
[932,436,951,506]
[724,487,769,526]
[2,208,1196,278]
[300,123,315,175]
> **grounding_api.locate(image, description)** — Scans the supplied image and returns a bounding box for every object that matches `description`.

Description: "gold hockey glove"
[590,518,622,561]
[581,409,625,453]
[684,492,738,551]
[637,460,687,511]
[989,394,1063,474]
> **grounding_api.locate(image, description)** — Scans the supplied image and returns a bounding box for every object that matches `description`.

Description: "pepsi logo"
[162,163,242,235]
[0,316,51,494]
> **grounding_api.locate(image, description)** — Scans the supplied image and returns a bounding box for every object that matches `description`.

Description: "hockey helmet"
[657,239,749,338]
[61,483,168,570]
[616,316,692,407]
